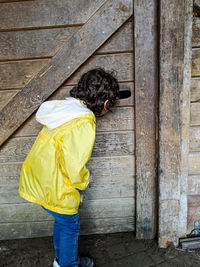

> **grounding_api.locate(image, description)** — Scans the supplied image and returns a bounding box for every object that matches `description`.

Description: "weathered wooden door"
[0,0,160,241]
[0,0,137,239]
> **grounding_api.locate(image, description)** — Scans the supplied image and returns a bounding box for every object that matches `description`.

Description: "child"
[18,68,120,267]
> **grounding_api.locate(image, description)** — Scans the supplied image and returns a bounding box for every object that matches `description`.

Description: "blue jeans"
[42,206,80,267]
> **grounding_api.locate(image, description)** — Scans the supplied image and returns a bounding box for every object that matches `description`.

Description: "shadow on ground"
[1,232,200,267]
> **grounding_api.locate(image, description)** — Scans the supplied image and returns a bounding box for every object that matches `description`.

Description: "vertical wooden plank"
[134,0,158,239]
[159,0,193,247]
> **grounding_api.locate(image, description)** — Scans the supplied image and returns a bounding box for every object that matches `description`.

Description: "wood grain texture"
[0,155,135,185]
[0,54,133,90]
[0,27,78,60]
[159,0,193,248]
[0,0,105,30]
[134,0,158,239]
[0,59,49,89]
[13,106,134,137]
[189,152,200,173]
[0,131,134,163]
[188,175,200,194]
[191,103,200,126]
[0,216,134,240]
[192,18,200,47]
[0,90,18,110]
[96,20,133,53]
[0,198,134,223]
[189,126,200,151]
[0,0,133,146]
[0,20,133,60]
[0,82,134,110]
[187,195,200,233]
[194,0,200,17]
[191,78,200,102]
[61,53,134,85]
[192,49,200,77]
[0,176,134,204]
[50,82,134,107]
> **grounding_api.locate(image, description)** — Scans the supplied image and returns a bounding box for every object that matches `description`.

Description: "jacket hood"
[36,97,94,130]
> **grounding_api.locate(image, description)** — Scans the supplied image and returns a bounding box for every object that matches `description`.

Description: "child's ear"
[104,100,109,111]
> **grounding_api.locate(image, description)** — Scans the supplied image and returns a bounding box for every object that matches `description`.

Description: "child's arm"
[59,120,95,191]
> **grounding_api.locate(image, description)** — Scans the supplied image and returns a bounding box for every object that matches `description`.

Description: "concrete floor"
[1,232,200,267]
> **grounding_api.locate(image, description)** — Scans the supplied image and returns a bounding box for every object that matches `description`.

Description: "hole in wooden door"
[119,89,131,99]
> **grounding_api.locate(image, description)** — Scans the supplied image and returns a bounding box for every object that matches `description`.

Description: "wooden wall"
[0,0,135,239]
[187,14,200,233]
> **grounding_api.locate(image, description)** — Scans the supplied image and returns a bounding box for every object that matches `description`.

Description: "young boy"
[18,68,120,267]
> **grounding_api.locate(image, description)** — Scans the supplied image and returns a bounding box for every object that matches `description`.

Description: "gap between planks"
[0,80,135,91]
[0,216,134,225]
[0,24,84,33]
[0,197,134,207]
[1,129,135,140]
[0,51,134,63]
[0,154,135,165]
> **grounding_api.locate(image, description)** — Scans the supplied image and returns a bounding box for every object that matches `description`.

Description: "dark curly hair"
[70,68,120,116]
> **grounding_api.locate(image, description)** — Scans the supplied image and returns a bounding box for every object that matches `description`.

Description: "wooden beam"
[0,0,133,146]
[159,0,193,247]
[134,0,158,239]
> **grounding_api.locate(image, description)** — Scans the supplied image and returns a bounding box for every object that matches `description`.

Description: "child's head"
[70,68,120,116]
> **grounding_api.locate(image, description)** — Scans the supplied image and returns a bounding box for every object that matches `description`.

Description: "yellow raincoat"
[18,97,96,215]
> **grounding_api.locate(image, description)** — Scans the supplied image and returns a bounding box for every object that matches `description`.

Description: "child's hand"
[79,192,85,208]
[79,191,88,208]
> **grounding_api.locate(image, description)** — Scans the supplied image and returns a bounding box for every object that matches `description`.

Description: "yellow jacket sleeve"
[59,120,96,190]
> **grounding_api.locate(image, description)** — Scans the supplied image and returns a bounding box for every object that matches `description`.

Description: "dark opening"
[119,89,131,99]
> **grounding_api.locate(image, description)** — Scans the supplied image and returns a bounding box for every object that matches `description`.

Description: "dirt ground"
[1,232,200,267]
